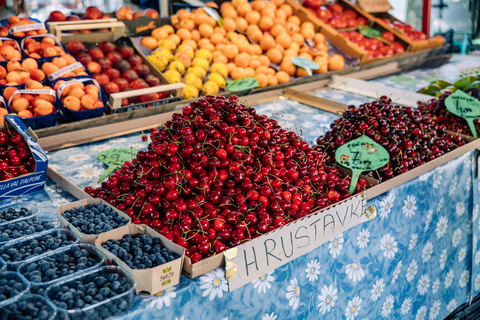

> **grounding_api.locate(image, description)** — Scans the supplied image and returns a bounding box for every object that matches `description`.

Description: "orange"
[234,52,250,68]
[226,32,239,42]
[267,74,278,86]
[232,0,248,7]
[177,9,191,21]
[212,51,223,59]
[223,18,237,32]
[198,38,211,47]
[259,16,274,31]
[275,9,287,22]
[176,28,191,40]
[236,17,248,32]
[316,43,328,52]
[299,52,313,60]
[260,34,276,51]
[180,19,195,31]
[231,67,246,80]
[267,68,276,75]
[270,24,286,37]
[194,13,210,26]
[276,33,292,49]
[152,28,168,40]
[222,8,238,19]
[287,15,301,26]
[161,25,174,35]
[314,33,326,45]
[258,55,270,67]
[249,59,261,69]
[279,4,293,17]
[245,67,255,77]
[236,39,250,53]
[247,29,262,43]
[272,0,285,6]
[290,42,300,52]
[210,33,225,45]
[285,23,300,35]
[313,56,328,74]
[296,67,310,77]
[216,43,226,51]
[183,39,197,50]
[191,30,201,42]
[220,2,234,13]
[280,59,296,76]
[301,28,315,40]
[291,33,304,46]
[202,43,215,52]
[237,3,252,16]
[252,44,263,55]
[255,66,269,74]
[199,24,214,38]
[214,26,226,36]
[245,11,261,25]
[255,73,268,88]
[251,0,266,11]
[276,71,290,84]
[227,62,236,75]
[168,34,181,46]
[223,44,239,59]
[213,54,228,64]
[328,54,345,71]
[301,22,315,30]
[266,48,282,64]
[260,8,275,20]
[265,2,276,10]
[275,43,285,53]
[283,49,298,60]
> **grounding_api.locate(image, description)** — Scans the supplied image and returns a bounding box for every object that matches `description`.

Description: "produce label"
[97,148,137,182]
[8,89,55,106]
[226,77,259,92]
[445,89,480,139]
[9,23,45,34]
[48,62,84,81]
[57,78,100,97]
[358,26,391,46]
[335,136,389,193]
[225,192,369,291]
[290,57,319,76]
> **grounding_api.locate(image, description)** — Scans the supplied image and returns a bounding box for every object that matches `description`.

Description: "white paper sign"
[9,23,45,34]
[8,89,55,106]
[224,192,371,291]
[48,62,84,81]
[57,78,100,97]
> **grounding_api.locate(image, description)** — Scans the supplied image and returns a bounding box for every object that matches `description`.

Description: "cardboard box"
[0,115,47,200]
[57,198,131,245]
[95,224,185,294]
[122,16,170,37]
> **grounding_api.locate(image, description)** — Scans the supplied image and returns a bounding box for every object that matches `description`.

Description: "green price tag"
[290,57,319,76]
[335,136,389,194]
[204,6,223,27]
[358,26,392,46]
[97,148,137,182]
[445,90,480,139]
[226,77,259,92]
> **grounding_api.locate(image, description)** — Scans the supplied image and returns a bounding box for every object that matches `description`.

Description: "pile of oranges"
[144,0,344,90]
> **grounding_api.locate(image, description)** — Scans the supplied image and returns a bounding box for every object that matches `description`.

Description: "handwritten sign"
[445,90,480,139]
[290,57,319,76]
[224,193,369,291]
[335,136,389,193]
[226,77,259,92]
[97,148,137,182]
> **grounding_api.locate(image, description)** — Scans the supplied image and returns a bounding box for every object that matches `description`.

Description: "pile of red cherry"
[85,95,366,263]
[315,96,465,182]
[417,90,480,136]
[0,127,35,181]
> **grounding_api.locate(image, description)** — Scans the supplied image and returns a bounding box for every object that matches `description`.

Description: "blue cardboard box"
[0,114,47,199]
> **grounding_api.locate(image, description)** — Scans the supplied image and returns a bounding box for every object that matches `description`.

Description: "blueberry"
[75,299,85,308]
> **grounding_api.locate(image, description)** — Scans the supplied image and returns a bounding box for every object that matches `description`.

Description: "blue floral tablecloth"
[9,54,480,319]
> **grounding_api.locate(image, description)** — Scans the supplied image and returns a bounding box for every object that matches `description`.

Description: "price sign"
[445,90,480,139]
[290,56,319,76]
[97,148,137,182]
[226,77,259,92]
[336,136,389,194]
[358,26,391,46]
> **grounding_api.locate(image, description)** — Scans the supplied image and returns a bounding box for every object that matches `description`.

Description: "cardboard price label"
[97,148,137,182]
[358,26,392,46]
[226,77,259,92]
[445,90,480,139]
[48,62,84,81]
[290,57,319,76]
[335,136,389,194]
[10,23,45,34]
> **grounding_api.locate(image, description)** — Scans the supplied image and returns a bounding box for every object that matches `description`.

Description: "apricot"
[85,89,98,99]
[22,94,34,104]
[328,54,345,71]
[19,71,30,80]
[93,101,104,109]
[30,53,41,59]
[85,84,99,92]
[63,96,81,111]
[43,47,57,58]
[21,58,38,71]
[52,57,68,69]
[26,80,43,90]
[6,72,20,84]
[8,16,20,24]
[81,94,97,109]
[3,87,18,101]
[42,37,56,46]
[62,54,77,65]
[17,110,33,118]
[39,93,55,103]
[11,96,30,112]
[42,62,60,75]
[69,87,85,100]
[30,69,45,82]
[255,73,268,88]
[6,60,21,72]
[0,45,15,60]
[0,66,6,79]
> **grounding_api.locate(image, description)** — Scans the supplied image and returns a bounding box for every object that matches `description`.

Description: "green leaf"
[430,80,452,89]
[468,80,480,89]
[163,266,172,273]
[454,76,478,90]
[97,148,137,182]
[161,279,171,286]
[226,77,259,92]
[417,84,441,96]
[335,136,389,194]
[290,57,319,77]
[445,90,480,139]
[358,26,391,46]
[435,86,457,97]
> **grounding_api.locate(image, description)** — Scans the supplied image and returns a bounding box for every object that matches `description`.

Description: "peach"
[0,45,15,60]
[8,16,20,24]
[85,6,103,19]
[17,110,33,118]
[63,96,81,111]
[81,94,96,109]
[25,80,43,90]
[48,11,66,22]
[41,63,59,75]
[6,72,20,84]
[43,47,58,58]
[21,58,38,71]
[30,69,45,82]
[6,60,21,72]
[0,27,8,37]
[19,71,30,79]
[87,61,102,74]
[4,87,18,101]
[66,42,85,55]
[30,53,41,59]
[116,6,133,21]
[11,97,29,112]
[52,57,68,69]
[69,87,85,100]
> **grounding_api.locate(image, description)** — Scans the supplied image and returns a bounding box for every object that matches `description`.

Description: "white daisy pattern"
[424,210,433,232]
[199,269,228,300]
[150,286,176,310]
[317,284,338,315]
[449,176,458,196]
[345,296,362,320]
[444,270,454,289]
[406,259,418,282]
[432,279,440,294]
[402,195,417,218]
[409,233,418,251]
[346,263,365,282]
[422,242,433,263]
[77,164,103,179]
[419,172,429,181]
[459,270,469,288]
[452,228,462,247]
[329,234,344,258]
[357,229,370,249]
[379,193,395,219]
[286,278,300,310]
[474,205,479,222]
[475,273,480,291]
[435,216,448,238]
[415,305,427,320]
[90,144,113,152]
[432,171,442,188]
[48,163,61,171]
[111,137,128,144]
[305,260,321,282]
[458,247,467,262]
[174,317,187,320]
[51,198,69,207]
[67,154,91,162]
[251,271,275,294]
[400,298,412,315]
[380,234,398,259]
[391,260,402,284]
[466,176,472,192]
[303,121,314,128]
[417,274,430,295]
[437,197,444,213]
[282,113,297,121]
[440,249,448,270]
[381,294,394,318]
[370,278,385,301]
[446,299,457,313]
[476,251,480,265]
[455,202,465,216]
[429,300,441,320]
[262,313,277,320]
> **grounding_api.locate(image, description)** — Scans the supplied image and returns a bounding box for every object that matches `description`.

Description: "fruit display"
[314,97,465,182]
[2,16,48,38]
[45,266,134,319]
[0,207,35,223]
[53,79,105,112]
[0,272,29,302]
[116,7,160,21]
[0,128,35,181]
[5,81,57,119]
[48,7,112,23]
[0,39,22,61]
[0,294,56,320]
[61,203,129,235]
[0,59,46,86]
[0,216,57,243]
[67,40,168,106]
[22,36,66,59]
[340,29,405,59]
[313,3,369,29]
[378,18,427,41]
[85,95,367,262]
[101,233,179,269]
